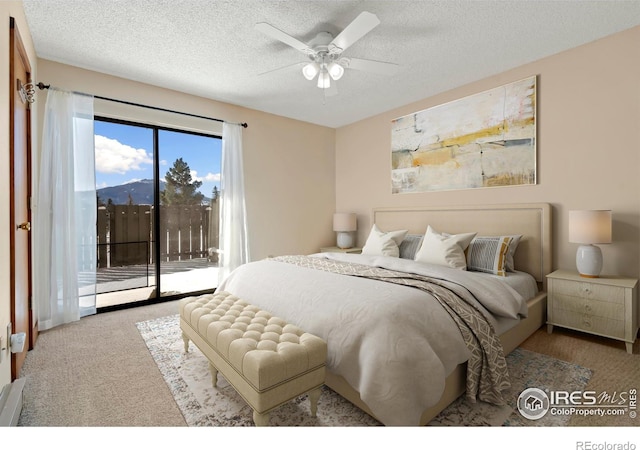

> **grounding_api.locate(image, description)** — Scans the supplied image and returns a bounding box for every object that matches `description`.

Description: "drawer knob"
[584,304,591,312]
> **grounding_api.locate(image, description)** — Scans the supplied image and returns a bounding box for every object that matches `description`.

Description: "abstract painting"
[391,76,536,194]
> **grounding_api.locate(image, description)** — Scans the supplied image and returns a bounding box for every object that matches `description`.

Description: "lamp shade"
[333,213,356,232]
[327,61,344,80]
[317,70,330,89]
[302,62,320,80]
[569,210,612,244]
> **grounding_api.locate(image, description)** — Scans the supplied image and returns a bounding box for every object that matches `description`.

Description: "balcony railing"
[96,203,219,295]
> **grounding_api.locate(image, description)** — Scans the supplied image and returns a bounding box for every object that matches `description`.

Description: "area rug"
[136,314,592,427]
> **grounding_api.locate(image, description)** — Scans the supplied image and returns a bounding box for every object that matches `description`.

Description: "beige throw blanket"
[272,255,511,406]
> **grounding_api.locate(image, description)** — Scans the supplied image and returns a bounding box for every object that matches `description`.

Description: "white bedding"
[217,253,530,426]
[488,270,539,303]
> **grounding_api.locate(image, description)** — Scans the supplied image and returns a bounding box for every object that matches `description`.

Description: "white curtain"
[218,122,249,284]
[34,89,96,331]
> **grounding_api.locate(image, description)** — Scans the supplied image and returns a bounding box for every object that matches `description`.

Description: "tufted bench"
[178,291,327,426]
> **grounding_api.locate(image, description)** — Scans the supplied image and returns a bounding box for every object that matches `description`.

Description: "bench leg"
[308,387,322,417]
[253,410,270,426]
[208,363,218,387]
[181,332,189,352]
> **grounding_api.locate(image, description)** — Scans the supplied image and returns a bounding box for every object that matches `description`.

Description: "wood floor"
[520,326,639,426]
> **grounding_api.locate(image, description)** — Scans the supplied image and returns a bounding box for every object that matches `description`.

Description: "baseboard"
[0,378,26,426]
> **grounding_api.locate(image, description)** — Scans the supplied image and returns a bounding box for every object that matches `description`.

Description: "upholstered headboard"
[372,203,552,290]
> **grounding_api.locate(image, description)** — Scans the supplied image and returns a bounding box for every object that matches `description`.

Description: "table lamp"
[333,213,357,249]
[569,210,612,278]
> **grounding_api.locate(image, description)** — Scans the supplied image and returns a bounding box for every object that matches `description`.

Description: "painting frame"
[391,76,537,194]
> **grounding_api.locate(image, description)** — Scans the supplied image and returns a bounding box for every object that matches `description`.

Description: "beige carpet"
[18,300,186,426]
[15,299,639,428]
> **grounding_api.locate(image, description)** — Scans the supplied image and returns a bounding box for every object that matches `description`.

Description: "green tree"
[160,157,204,206]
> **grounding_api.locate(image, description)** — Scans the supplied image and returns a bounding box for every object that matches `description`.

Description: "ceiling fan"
[255,11,399,91]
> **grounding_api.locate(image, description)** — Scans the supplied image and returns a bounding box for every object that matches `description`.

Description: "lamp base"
[336,232,354,249]
[576,244,603,278]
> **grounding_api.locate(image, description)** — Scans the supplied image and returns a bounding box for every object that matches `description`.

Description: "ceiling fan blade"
[257,61,306,77]
[328,11,380,54]
[344,57,399,75]
[255,22,315,55]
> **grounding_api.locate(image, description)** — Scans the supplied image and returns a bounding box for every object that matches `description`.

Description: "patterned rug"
[136,314,592,427]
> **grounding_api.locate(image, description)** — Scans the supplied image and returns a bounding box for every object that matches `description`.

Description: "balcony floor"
[93,258,218,309]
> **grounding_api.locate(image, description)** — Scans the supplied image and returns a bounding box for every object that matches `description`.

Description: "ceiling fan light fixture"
[302,62,320,80]
[317,70,330,89]
[327,61,344,80]
[256,12,394,94]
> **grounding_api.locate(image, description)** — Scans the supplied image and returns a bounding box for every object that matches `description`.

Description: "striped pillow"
[466,236,515,276]
[399,234,423,260]
[504,235,522,272]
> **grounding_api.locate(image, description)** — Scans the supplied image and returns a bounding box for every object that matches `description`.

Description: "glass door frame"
[95,115,221,312]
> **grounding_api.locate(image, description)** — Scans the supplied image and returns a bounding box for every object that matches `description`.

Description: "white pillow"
[361,224,408,257]
[414,225,477,269]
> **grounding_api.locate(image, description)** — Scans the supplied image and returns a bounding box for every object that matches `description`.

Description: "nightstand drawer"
[546,270,638,353]
[552,294,624,320]
[551,279,625,304]
[551,309,625,339]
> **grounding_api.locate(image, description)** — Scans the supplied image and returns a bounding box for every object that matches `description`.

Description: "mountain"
[97,179,165,205]
[97,179,212,205]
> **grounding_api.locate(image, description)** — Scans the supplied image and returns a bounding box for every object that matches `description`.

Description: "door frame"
[9,16,35,380]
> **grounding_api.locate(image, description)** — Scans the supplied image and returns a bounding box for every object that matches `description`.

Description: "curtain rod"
[35,82,248,128]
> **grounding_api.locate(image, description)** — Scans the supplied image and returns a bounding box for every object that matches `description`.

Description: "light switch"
[10,332,26,354]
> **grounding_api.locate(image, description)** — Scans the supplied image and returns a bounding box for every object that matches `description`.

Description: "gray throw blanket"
[271,255,511,405]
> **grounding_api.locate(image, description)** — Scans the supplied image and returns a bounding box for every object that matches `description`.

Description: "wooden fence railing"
[97,203,219,268]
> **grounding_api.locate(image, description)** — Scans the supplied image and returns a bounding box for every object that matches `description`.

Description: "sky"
[94,119,222,199]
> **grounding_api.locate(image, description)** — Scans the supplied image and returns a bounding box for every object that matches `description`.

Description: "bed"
[217,203,552,426]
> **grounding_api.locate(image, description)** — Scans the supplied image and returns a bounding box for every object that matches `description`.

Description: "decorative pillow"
[504,235,522,272]
[361,224,408,257]
[398,234,424,260]
[466,236,517,276]
[414,226,477,270]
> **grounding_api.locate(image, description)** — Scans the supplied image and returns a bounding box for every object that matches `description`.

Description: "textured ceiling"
[22,0,640,128]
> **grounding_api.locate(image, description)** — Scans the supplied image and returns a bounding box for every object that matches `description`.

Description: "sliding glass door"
[157,129,221,296]
[94,117,221,309]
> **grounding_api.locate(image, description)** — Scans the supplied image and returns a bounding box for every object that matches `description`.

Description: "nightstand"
[546,270,638,354]
[320,246,362,254]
